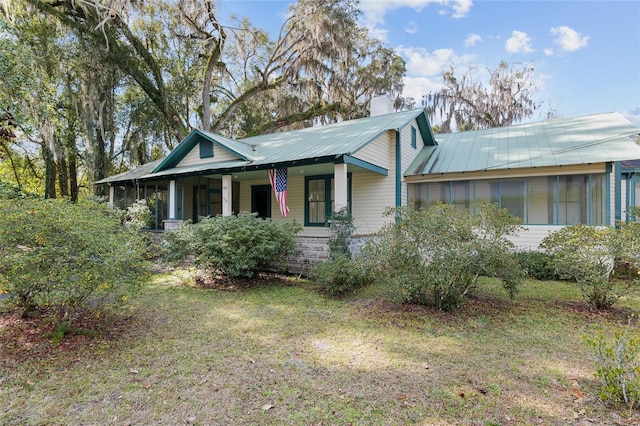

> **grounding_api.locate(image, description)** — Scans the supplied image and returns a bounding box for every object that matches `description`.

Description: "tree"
[3,0,406,195]
[25,0,405,141]
[422,61,541,133]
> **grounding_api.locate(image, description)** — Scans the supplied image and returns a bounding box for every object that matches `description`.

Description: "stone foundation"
[286,235,372,276]
[162,219,183,231]
[287,236,330,276]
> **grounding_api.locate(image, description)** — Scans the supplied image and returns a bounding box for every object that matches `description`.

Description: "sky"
[218,0,640,126]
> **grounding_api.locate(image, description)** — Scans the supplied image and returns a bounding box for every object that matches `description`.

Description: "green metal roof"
[98,109,432,184]
[93,160,162,185]
[151,108,432,173]
[407,112,640,176]
[238,108,433,166]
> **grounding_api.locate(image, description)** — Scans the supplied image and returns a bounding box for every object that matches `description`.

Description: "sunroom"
[405,113,640,249]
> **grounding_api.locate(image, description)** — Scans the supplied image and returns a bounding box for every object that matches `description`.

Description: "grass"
[1,271,640,425]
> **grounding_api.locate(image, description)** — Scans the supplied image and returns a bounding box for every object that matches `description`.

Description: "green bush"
[541,224,635,310]
[364,203,525,311]
[513,250,557,281]
[585,319,640,409]
[0,199,149,324]
[0,179,37,200]
[120,199,154,230]
[326,207,355,259]
[310,253,371,296]
[162,212,302,279]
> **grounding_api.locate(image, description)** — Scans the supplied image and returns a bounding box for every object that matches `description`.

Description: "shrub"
[310,207,372,296]
[0,199,149,325]
[364,203,525,311]
[541,224,635,310]
[585,319,640,409]
[310,253,371,296]
[120,199,154,230]
[162,212,301,279]
[0,179,37,200]
[326,207,355,259]
[513,250,557,281]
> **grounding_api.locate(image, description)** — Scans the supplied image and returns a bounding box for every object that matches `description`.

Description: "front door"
[251,185,271,219]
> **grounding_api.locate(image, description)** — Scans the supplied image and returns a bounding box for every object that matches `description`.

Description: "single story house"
[96,99,640,270]
[406,112,640,249]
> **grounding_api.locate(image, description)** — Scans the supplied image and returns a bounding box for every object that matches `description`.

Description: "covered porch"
[105,160,361,232]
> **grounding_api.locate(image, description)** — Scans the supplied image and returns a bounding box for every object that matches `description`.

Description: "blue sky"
[219,0,640,126]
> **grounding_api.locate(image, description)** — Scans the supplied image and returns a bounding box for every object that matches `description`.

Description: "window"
[409,173,606,225]
[411,126,417,149]
[555,175,587,225]
[500,180,525,219]
[305,175,351,226]
[199,140,214,158]
[451,181,470,210]
[408,182,427,209]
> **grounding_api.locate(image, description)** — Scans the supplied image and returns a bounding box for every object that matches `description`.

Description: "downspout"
[395,129,402,207]
[615,161,622,225]
[395,129,402,224]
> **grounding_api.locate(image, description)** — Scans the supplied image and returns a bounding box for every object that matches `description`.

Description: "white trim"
[334,163,348,211]
[222,175,233,216]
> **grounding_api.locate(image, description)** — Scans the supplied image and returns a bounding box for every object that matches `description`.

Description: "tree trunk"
[69,151,78,202]
[57,147,69,198]
[43,143,57,199]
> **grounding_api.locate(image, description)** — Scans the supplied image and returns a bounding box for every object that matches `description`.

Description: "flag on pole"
[268,168,290,217]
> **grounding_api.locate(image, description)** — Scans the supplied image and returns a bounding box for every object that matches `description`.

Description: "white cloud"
[397,46,456,76]
[451,0,473,18]
[505,30,534,54]
[544,48,555,56]
[550,26,589,52]
[465,33,482,47]
[624,107,640,127]
[402,76,444,103]
[359,0,473,40]
[405,21,418,34]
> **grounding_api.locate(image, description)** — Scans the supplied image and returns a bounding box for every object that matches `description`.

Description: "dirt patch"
[193,270,298,291]
[558,301,636,322]
[0,306,139,367]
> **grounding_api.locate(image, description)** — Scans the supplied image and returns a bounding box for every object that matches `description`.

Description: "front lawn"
[1,271,638,425]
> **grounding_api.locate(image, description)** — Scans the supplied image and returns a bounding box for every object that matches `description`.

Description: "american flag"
[268,168,290,217]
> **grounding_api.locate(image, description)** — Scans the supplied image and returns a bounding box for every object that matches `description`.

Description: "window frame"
[304,173,352,226]
[411,126,417,149]
[199,140,214,159]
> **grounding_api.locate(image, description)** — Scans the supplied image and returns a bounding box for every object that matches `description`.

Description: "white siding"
[353,131,393,169]
[238,175,330,237]
[351,169,396,235]
[400,121,424,205]
[507,226,562,251]
[177,143,240,167]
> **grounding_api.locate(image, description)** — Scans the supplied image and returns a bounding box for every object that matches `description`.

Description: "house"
[95,104,640,270]
[405,112,640,249]
[95,97,434,272]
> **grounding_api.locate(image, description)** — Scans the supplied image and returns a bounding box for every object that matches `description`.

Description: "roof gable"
[407,113,640,176]
[97,109,437,184]
[153,130,253,173]
[237,108,434,165]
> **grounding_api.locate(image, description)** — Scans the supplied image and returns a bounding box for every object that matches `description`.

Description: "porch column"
[108,185,115,208]
[169,179,177,219]
[222,174,233,217]
[334,163,348,212]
